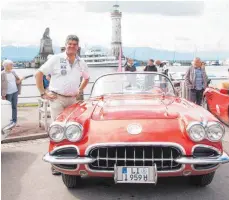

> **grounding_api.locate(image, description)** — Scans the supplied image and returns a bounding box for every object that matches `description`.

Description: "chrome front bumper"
[43,153,96,165]
[43,151,229,166]
[175,151,229,164]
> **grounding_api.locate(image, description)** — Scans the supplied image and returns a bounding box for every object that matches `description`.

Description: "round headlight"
[49,124,65,142]
[65,123,83,142]
[206,122,225,142]
[187,123,205,142]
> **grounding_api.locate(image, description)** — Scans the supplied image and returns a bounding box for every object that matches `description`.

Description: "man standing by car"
[35,35,90,121]
[184,57,208,105]
[35,35,90,175]
[1,60,24,126]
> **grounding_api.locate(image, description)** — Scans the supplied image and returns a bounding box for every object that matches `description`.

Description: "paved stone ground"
[1,138,229,200]
[9,106,48,137]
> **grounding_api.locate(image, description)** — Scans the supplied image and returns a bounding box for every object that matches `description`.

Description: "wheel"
[189,172,215,187]
[62,174,82,188]
[202,96,209,110]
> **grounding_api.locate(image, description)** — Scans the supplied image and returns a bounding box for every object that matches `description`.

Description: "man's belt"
[50,91,75,98]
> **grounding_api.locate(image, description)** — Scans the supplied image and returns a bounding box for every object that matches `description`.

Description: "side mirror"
[207,79,211,86]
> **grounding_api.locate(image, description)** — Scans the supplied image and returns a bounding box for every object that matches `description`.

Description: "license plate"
[114,165,157,184]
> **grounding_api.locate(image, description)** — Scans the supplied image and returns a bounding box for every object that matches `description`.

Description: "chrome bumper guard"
[43,153,96,165]
[175,151,229,164]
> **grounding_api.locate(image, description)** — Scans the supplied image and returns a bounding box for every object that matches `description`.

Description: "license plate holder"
[114,165,157,184]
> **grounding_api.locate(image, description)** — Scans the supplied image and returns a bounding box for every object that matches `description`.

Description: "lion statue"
[42,27,50,39]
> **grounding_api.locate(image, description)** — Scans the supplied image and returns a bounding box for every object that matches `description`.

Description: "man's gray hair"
[2,59,14,68]
[65,35,79,45]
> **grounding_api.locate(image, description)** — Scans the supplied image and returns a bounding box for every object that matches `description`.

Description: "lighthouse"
[111,4,122,59]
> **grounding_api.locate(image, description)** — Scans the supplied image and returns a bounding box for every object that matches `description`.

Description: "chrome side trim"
[44,145,95,165]
[85,142,186,174]
[191,144,222,171]
[175,151,229,164]
[43,153,96,164]
[50,145,80,172]
[85,142,186,156]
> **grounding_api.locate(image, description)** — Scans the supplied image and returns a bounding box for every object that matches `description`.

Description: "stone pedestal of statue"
[34,27,54,67]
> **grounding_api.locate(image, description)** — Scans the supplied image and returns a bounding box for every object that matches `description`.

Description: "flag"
[117,47,122,72]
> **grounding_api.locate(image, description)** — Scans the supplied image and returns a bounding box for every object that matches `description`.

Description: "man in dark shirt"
[124,58,136,72]
[144,59,157,72]
[144,59,157,90]
[124,58,137,87]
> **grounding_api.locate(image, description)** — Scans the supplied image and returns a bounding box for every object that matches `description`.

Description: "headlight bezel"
[205,122,225,142]
[48,122,65,142]
[186,122,206,142]
[48,122,83,142]
[65,122,83,142]
[186,121,225,142]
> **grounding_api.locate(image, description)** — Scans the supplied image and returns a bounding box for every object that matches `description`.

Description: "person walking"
[1,59,24,125]
[184,57,208,105]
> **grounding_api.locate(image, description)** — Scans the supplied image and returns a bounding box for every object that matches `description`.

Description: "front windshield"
[91,73,175,97]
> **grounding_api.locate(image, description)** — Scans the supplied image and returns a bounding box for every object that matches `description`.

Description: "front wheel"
[189,172,215,187]
[62,174,82,188]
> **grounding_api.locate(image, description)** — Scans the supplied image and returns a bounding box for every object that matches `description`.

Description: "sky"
[1,0,229,52]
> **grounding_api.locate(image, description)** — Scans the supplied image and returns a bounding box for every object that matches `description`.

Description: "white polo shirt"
[38,52,89,96]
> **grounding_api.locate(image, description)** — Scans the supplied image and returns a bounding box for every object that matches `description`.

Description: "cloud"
[83,1,204,16]
[1,0,229,52]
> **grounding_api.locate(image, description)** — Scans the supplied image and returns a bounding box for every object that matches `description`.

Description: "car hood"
[54,96,221,153]
[91,98,180,120]
[58,96,217,124]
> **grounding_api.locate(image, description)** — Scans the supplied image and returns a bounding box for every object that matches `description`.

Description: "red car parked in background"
[203,80,229,126]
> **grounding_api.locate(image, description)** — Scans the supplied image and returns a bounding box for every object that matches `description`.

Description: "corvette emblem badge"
[127,123,142,135]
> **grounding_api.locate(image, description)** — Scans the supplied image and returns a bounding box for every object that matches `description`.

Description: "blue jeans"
[6,91,18,123]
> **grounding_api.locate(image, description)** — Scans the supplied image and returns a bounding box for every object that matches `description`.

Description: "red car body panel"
[47,94,224,177]
[204,87,229,125]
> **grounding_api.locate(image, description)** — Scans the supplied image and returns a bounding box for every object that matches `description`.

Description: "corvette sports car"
[203,80,229,126]
[43,72,229,188]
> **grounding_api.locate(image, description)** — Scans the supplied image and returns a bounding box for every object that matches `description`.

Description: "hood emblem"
[127,123,142,135]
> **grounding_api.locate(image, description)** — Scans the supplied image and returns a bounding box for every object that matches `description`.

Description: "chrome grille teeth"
[89,146,182,171]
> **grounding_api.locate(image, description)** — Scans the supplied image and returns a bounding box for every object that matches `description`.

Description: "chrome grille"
[88,146,182,171]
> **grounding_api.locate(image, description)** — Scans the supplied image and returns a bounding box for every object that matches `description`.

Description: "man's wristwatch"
[40,91,46,98]
[79,89,83,94]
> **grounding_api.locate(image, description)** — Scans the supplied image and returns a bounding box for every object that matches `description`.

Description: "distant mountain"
[1,45,229,61]
[1,46,61,61]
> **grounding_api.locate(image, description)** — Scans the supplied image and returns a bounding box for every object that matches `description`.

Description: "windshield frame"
[90,72,176,98]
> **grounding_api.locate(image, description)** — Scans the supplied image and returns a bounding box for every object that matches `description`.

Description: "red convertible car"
[43,73,229,188]
[203,81,229,126]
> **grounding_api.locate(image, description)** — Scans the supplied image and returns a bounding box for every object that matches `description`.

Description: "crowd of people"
[123,56,214,106]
